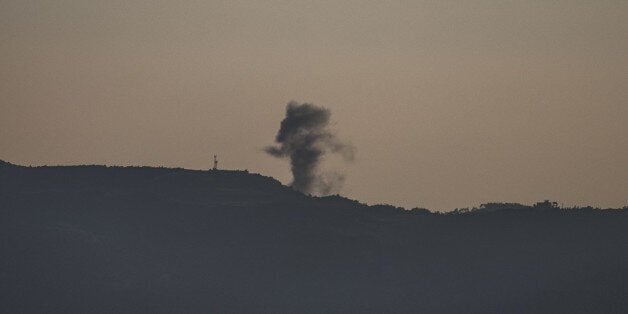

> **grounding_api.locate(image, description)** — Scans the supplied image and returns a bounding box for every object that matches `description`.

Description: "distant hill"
[1,161,627,313]
[0,159,16,168]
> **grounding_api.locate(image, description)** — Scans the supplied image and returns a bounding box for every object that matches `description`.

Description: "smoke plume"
[266,101,354,195]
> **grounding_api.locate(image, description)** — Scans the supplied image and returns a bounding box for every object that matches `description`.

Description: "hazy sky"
[2,1,627,210]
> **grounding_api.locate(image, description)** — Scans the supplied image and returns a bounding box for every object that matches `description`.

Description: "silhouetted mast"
[213,155,218,170]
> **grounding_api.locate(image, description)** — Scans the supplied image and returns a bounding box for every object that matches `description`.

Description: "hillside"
[1,161,627,313]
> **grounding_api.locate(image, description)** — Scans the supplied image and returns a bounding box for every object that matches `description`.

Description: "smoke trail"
[265,101,354,195]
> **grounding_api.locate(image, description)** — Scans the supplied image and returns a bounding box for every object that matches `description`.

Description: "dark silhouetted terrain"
[1,160,627,313]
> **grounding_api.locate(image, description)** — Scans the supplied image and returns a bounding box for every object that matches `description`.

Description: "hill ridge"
[2,159,628,313]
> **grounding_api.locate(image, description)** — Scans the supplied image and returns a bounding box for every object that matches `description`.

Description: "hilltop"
[1,161,627,313]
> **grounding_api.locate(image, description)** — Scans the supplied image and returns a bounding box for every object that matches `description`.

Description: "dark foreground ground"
[1,160,627,313]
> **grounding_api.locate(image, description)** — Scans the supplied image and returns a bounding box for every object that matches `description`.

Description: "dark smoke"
[266,101,354,195]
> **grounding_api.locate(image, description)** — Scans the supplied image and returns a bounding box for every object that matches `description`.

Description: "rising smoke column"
[265,101,354,195]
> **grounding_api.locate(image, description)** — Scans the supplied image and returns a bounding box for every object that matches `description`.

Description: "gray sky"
[2,0,627,210]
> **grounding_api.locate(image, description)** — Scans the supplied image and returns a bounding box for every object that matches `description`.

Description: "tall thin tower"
[213,155,218,170]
